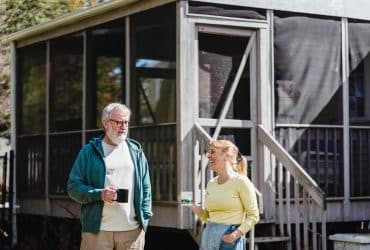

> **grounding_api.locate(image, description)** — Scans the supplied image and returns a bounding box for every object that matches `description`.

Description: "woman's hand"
[189,204,204,218]
[222,229,242,243]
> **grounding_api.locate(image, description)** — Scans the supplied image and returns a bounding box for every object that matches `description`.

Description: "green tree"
[0,0,103,137]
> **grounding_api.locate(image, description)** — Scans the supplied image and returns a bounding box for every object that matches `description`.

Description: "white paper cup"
[180,191,193,206]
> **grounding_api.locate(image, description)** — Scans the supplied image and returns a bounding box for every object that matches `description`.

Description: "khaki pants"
[81,228,145,250]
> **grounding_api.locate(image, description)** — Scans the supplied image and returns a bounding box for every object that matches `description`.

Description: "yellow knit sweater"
[200,174,260,234]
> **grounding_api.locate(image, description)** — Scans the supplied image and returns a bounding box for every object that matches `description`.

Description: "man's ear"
[102,120,108,130]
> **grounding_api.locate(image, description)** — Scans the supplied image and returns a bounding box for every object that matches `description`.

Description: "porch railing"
[16,123,177,201]
[192,122,263,250]
[130,123,177,202]
[275,126,343,197]
[258,125,327,250]
[16,135,45,195]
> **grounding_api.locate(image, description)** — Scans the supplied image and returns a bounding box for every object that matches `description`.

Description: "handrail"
[258,125,326,209]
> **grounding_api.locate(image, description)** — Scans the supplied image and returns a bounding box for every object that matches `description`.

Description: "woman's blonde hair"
[209,139,247,176]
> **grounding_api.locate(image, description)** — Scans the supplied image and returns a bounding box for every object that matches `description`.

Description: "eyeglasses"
[109,119,130,127]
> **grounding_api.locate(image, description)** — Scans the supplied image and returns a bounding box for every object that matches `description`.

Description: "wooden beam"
[11,0,174,47]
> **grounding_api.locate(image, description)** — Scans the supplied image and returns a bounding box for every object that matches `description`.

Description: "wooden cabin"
[7,0,370,249]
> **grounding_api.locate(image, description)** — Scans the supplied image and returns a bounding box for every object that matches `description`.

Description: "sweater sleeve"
[67,148,103,204]
[199,209,209,222]
[238,176,260,234]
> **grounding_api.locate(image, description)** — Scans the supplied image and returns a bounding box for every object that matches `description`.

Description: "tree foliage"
[0,0,103,137]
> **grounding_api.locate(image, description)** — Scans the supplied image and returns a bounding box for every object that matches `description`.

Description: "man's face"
[103,109,130,145]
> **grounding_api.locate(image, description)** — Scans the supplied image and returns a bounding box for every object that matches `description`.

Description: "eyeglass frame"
[109,119,130,127]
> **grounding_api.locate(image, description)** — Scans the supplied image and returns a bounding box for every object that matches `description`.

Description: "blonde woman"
[190,140,259,250]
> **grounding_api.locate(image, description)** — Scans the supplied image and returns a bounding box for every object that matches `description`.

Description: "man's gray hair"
[101,103,131,123]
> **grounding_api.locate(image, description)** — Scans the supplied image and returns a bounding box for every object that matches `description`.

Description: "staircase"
[247,218,291,250]
[191,123,327,250]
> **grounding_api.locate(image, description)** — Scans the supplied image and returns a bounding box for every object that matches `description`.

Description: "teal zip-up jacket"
[67,135,153,232]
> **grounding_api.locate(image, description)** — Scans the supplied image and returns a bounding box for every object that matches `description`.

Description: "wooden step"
[256,218,276,224]
[246,236,290,243]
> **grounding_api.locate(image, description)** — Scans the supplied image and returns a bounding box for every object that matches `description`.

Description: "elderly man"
[67,103,152,250]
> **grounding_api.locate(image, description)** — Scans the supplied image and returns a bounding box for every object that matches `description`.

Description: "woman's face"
[207,146,226,173]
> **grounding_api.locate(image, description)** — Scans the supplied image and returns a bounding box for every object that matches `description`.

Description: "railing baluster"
[333,129,338,196]
[359,130,363,195]
[312,202,317,250]
[324,128,329,193]
[286,171,292,239]
[315,128,319,188]
[368,130,370,195]
[350,129,354,196]
[303,190,309,250]
[322,209,327,250]
[278,161,284,236]
[294,180,300,250]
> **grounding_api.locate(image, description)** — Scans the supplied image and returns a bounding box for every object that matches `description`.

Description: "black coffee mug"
[116,189,128,203]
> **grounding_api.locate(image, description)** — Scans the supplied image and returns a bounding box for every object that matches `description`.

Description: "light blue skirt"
[200,222,246,250]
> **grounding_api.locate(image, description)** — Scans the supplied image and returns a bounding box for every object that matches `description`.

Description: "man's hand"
[101,186,117,203]
[222,229,242,243]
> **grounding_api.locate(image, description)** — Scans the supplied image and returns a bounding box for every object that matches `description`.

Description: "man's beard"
[106,126,127,145]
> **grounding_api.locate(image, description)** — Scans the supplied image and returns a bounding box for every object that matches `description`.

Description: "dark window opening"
[17,44,46,135]
[198,33,251,120]
[86,18,125,129]
[50,34,83,132]
[130,3,176,125]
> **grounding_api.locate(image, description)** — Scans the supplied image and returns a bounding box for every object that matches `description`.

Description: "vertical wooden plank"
[168,129,174,200]
[277,130,284,235]
[350,129,354,196]
[324,128,329,193]
[359,130,363,195]
[82,31,87,145]
[294,181,301,250]
[315,128,320,185]
[322,209,327,250]
[278,161,284,236]
[306,129,311,178]
[368,131,370,194]
[303,190,309,250]
[193,139,200,203]
[45,40,51,211]
[125,16,131,105]
[201,151,207,207]
[286,171,292,238]
[10,44,17,246]
[312,202,317,250]
[342,17,350,220]
[333,129,338,196]
[177,0,197,229]
[297,128,302,167]
[155,135,160,200]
